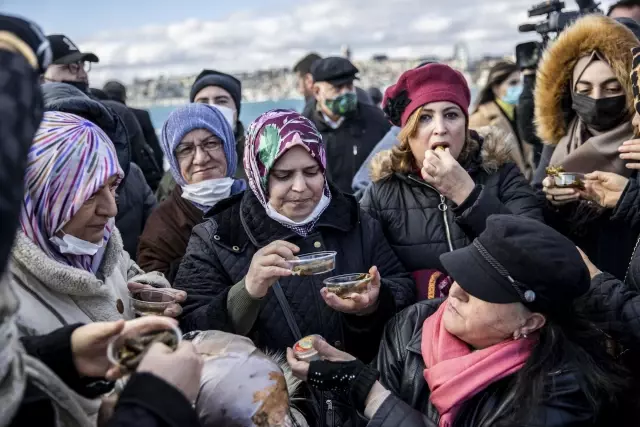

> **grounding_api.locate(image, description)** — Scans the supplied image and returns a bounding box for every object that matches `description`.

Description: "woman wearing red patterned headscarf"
[175,109,414,370]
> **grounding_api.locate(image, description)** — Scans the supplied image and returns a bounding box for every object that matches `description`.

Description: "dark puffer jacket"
[174,187,415,363]
[360,127,545,276]
[370,300,601,427]
[305,101,391,195]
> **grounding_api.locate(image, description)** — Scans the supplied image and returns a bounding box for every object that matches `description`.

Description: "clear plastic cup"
[129,289,177,317]
[107,322,182,372]
[288,251,337,276]
[293,334,326,361]
[323,273,372,299]
[553,172,585,189]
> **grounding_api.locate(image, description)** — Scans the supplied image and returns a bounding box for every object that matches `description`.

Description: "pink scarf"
[421,302,537,427]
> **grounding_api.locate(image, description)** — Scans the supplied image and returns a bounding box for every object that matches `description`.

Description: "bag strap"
[273,280,302,340]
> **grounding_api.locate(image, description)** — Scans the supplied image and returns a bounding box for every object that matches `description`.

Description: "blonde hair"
[388,106,475,175]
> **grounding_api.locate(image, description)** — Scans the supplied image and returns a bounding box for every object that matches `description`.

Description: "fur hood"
[370,126,515,182]
[535,15,639,146]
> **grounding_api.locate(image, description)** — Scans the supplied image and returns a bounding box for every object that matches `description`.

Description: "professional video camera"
[516,0,602,69]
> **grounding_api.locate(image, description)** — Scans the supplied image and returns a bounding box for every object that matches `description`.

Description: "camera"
[516,0,602,69]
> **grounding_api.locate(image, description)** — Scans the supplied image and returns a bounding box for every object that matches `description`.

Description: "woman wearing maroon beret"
[360,63,545,300]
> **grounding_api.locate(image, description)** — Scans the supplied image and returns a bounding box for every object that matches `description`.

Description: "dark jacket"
[305,101,390,194]
[41,83,131,178]
[360,127,545,276]
[103,100,163,192]
[11,324,200,427]
[115,163,157,260]
[131,107,164,170]
[174,187,415,363]
[0,51,42,276]
[370,300,598,427]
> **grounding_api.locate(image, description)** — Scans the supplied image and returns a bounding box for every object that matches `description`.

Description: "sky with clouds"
[1,0,619,84]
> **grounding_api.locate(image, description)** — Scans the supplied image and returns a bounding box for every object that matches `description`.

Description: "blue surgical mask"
[501,85,523,105]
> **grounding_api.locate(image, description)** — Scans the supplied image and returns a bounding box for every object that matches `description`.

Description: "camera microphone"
[518,23,538,32]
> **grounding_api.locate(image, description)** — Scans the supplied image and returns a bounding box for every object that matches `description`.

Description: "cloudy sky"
[2,0,618,84]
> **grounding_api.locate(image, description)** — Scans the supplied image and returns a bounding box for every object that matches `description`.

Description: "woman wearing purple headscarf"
[11,111,184,337]
[175,110,414,367]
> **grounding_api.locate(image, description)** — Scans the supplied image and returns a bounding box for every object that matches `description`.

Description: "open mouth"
[432,143,450,151]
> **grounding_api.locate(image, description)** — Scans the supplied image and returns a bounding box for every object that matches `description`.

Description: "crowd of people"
[5,2,640,427]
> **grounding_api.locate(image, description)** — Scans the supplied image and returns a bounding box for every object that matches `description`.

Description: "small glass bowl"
[293,334,325,362]
[288,251,337,276]
[107,323,182,371]
[553,172,585,189]
[323,273,373,299]
[129,289,177,317]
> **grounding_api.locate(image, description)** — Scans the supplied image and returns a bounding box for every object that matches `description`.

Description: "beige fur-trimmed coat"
[11,228,170,337]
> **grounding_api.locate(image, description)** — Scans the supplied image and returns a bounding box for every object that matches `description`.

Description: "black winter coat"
[103,100,163,192]
[115,163,157,260]
[305,102,390,194]
[131,107,164,171]
[174,188,415,362]
[370,300,599,427]
[0,51,42,276]
[360,128,545,275]
[11,325,200,427]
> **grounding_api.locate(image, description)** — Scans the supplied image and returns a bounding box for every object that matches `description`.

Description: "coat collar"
[209,185,359,249]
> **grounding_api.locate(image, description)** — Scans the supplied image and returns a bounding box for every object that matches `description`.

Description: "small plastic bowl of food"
[107,323,182,372]
[323,273,373,299]
[129,289,177,317]
[293,334,325,362]
[553,172,585,189]
[288,251,337,276]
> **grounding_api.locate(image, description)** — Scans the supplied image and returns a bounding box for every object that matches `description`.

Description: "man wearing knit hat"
[305,56,390,194]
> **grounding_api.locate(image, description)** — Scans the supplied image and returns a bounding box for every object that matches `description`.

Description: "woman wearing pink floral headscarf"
[175,110,414,372]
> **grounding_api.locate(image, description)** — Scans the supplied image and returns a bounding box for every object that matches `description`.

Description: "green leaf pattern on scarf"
[257,123,281,188]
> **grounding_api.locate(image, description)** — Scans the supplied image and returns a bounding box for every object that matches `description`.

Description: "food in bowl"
[323,273,372,299]
[545,166,585,189]
[293,334,325,361]
[108,325,181,372]
[129,289,177,317]
[289,251,337,276]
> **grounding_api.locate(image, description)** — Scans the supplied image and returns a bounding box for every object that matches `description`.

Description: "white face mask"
[208,104,236,132]
[50,232,104,256]
[182,177,235,207]
[266,194,330,227]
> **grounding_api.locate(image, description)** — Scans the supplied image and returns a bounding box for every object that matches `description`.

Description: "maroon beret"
[383,63,471,127]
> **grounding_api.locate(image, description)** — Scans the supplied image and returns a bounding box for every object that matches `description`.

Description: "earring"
[523,333,528,339]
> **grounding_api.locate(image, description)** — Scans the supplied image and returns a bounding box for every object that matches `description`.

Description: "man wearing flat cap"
[305,56,390,194]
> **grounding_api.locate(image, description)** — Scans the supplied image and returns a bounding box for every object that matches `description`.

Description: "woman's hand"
[581,171,628,209]
[286,338,355,381]
[71,316,178,380]
[542,176,581,206]
[127,282,186,318]
[619,139,640,169]
[421,148,475,205]
[245,240,299,299]
[576,247,601,279]
[321,266,381,315]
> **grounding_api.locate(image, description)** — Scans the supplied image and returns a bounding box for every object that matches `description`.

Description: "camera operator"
[608,0,640,22]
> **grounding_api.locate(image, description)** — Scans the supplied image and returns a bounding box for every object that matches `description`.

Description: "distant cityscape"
[126,44,511,108]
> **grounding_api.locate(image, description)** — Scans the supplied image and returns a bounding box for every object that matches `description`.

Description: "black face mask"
[60,80,89,94]
[571,93,627,132]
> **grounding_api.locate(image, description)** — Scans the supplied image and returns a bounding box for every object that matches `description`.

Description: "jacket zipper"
[408,176,455,252]
[624,233,640,288]
[326,399,334,427]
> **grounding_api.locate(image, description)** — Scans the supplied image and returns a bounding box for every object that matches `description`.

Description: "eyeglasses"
[175,140,223,160]
[66,61,92,74]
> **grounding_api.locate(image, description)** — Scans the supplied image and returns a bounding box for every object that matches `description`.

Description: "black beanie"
[190,69,242,113]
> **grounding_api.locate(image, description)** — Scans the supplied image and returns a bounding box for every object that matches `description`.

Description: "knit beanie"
[190,69,242,114]
[383,63,471,127]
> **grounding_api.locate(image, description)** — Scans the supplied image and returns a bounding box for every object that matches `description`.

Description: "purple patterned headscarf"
[20,111,124,272]
[244,109,331,236]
